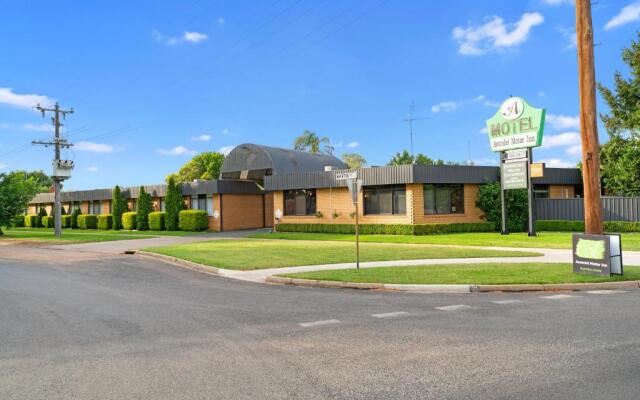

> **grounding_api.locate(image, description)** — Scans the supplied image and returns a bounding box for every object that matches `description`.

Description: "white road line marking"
[492,299,522,305]
[586,290,627,295]
[299,319,340,328]
[371,311,409,319]
[436,304,472,311]
[541,294,577,300]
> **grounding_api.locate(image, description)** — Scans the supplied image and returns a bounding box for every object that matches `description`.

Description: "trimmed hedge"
[77,214,98,229]
[97,214,113,230]
[275,222,495,235]
[178,210,208,231]
[25,214,38,228]
[149,212,166,231]
[61,215,72,229]
[535,220,640,233]
[122,212,137,230]
[41,216,54,228]
[13,215,25,227]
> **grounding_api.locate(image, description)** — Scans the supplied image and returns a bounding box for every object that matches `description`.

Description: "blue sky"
[1,0,639,190]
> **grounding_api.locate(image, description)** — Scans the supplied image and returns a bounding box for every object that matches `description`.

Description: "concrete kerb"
[135,250,640,294]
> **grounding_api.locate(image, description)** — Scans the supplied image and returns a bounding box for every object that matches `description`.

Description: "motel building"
[27,143,583,230]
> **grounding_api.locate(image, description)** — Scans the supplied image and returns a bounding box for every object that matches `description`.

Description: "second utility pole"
[33,103,74,238]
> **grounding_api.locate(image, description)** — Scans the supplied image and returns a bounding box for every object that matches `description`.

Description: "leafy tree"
[387,150,448,166]
[598,33,640,195]
[112,185,126,230]
[71,208,82,229]
[168,152,226,183]
[476,181,529,232]
[5,170,53,193]
[293,130,333,154]
[165,176,183,231]
[136,186,152,231]
[0,172,39,235]
[341,153,367,169]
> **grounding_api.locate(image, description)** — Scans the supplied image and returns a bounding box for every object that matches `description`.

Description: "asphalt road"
[1,247,639,399]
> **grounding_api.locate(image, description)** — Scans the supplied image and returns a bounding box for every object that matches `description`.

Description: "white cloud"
[217,17,225,29]
[538,91,546,97]
[153,30,208,45]
[542,0,572,5]
[546,114,580,130]
[75,141,117,153]
[542,132,580,148]
[0,88,54,110]
[21,123,53,132]
[157,145,197,156]
[452,12,544,55]
[190,134,212,142]
[558,27,577,50]
[0,122,11,129]
[538,158,577,168]
[347,141,360,148]
[566,145,582,156]
[479,127,488,134]
[85,166,99,172]
[221,128,231,135]
[605,2,640,30]
[218,145,235,155]
[432,95,487,113]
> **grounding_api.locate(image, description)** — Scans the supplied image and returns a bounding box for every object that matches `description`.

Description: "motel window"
[191,195,207,211]
[424,184,464,215]
[284,189,316,216]
[131,199,137,212]
[364,185,406,215]
[206,196,213,217]
[88,200,100,214]
[160,198,165,212]
[533,184,549,199]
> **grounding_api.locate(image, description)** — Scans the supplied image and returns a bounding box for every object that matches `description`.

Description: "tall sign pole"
[575,0,604,234]
[337,171,361,270]
[32,103,74,238]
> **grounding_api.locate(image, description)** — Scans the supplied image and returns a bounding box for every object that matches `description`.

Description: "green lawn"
[250,231,640,251]
[144,239,541,271]
[281,263,640,285]
[0,227,199,243]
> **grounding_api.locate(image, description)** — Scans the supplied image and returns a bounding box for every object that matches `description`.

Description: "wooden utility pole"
[575,0,604,234]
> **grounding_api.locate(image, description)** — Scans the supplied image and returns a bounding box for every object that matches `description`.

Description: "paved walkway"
[218,246,640,283]
[43,229,268,254]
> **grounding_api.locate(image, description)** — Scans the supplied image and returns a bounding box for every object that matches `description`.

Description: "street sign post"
[487,97,545,236]
[338,171,362,270]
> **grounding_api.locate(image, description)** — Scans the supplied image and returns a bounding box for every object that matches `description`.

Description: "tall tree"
[0,173,39,235]
[341,153,367,169]
[165,176,183,231]
[112,185,126,230]
[598,32,640,195]
[136,186,152,231]
[387,150,448,166]
[293,130,333,154]
[168,152,226,183]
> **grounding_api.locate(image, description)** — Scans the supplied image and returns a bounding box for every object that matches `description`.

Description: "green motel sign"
[486,97,546,152]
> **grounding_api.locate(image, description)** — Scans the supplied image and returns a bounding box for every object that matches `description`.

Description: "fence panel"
[535,197,640,222]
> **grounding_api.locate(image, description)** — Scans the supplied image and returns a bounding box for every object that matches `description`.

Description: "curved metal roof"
[220,143,347,180]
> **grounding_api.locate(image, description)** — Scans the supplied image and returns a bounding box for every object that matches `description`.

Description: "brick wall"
[221,194,265,231]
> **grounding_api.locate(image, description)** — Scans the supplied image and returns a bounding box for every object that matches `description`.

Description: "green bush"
[97,214,113,230]
[136,186,152,231]
[12,215,25,227]
[122,212,137,230]
[148,212,166,231]
[476,181,529,232]
[71,208,82,229]
[77,214,97,229]
[275,222,495,235]
[41,216,54,228]
[36,208,47,228]
[535,219,640,233]
[25,215,38,227]
[178,210,209,231]
[61,215,72,229]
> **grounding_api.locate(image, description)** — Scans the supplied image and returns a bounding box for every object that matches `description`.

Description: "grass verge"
[144,239,541,271]
[280,263,640,285]
[0,227,198,243]
[249,231,640,251]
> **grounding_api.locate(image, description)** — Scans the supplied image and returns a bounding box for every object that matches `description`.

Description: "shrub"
[25,214,38,227]
[535,220,640,233]
[476,181,529,232]
[41,216,54,228]
[77,214,97,229]
[97,214,113,230]
[112,185,126,230]
[274,222,495,235]
[36,208,47,228]
[12,215,25,227]
[148,212,166,231]
[165,176,183,231]
[71,208,82,229]
[122,212,137,230]
[61,215,72,229]
[178,210,208,231]
[136,186,152,231]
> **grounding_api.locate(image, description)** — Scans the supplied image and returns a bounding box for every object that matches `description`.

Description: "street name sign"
[486,97,546,152]
[336,171,357,180]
